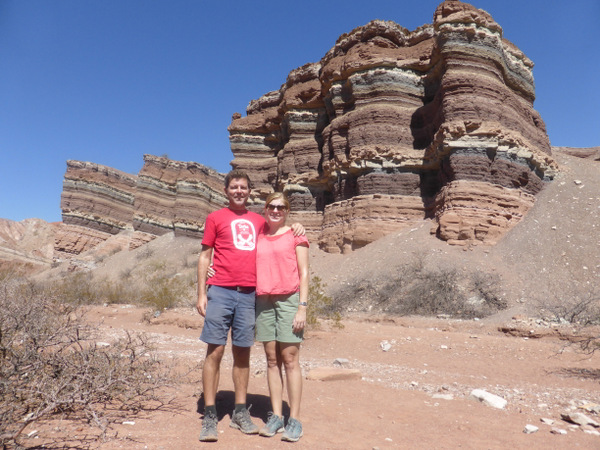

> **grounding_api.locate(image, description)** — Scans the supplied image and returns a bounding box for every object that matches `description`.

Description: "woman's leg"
[264,340,284,416]
[280,342,302,419]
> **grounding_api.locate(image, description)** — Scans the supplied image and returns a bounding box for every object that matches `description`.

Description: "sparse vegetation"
[333,259,507,319]
[0,270,177,448]
[140,272,188,311]
[42,257,192,312]
[307,276,344,329]
[541,289,600,327]
[539,288,600,354]
[136,245,155,261]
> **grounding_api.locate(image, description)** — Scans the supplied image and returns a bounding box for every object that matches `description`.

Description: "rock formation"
[58,156,226,255]
[229,0,557,251]
[57,0,558,256]
[131,155,226,237]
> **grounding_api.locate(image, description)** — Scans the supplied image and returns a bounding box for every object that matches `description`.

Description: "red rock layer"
[53,222,113,257]
[434,180,535,245]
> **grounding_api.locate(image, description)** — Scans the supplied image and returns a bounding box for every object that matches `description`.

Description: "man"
[196,169,303,442]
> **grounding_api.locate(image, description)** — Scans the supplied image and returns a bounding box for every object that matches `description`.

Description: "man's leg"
[202,343,225,408]
[231,344,251,405]
[229,344,259,434]
[200,343,225,442]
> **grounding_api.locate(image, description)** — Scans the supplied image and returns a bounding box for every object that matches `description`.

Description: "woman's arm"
[292,243,309,332]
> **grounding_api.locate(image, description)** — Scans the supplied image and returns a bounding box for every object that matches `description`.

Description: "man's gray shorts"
[200,285,256,347]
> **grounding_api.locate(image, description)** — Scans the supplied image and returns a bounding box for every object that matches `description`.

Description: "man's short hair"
[224,169,251,189]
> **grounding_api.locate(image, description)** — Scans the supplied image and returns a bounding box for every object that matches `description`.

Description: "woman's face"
[264,199,288,226]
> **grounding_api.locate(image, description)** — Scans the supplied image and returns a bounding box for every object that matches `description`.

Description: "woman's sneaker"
[259,412,284,437]
[281,417,303,442]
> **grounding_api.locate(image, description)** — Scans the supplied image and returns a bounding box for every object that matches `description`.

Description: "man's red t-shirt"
[201,207,266,287]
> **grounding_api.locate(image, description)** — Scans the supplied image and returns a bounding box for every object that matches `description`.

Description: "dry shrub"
[0,272,177,448]
[140,272,188,311]
[538,288,600,354]
[307,276,343,329]
[333,260,506,319]
[42,266,190,312]
[541,290,600,327]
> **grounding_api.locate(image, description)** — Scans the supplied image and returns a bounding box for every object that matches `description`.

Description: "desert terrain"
[6,147,600,449]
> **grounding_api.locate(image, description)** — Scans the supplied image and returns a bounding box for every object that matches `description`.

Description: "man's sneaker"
[259,412,284,437]
[229,406,259,434]
[199,411,218,442]
[281,417,303,442]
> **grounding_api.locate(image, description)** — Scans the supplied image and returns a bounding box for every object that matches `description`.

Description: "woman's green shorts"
[255,293,304,343]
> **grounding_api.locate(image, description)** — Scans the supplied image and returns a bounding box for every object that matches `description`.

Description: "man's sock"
[234,403,247,413]
[205,405,217,417]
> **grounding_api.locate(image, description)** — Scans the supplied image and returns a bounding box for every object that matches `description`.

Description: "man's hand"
[197,293,208,317]
[290,222,305,236]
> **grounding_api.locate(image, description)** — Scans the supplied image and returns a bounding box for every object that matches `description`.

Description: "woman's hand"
[207,264,215,278]
[292,306,306,333]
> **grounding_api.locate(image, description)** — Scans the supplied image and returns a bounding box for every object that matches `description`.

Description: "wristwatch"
[299,302,308,306]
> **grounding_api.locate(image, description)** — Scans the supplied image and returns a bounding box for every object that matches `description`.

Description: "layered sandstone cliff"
[229,0,557,251]
[58,1,558,255]
[58,156,226,255]
[132,155,226,237]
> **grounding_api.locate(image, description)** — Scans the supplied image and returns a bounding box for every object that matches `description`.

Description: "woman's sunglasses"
[266,204,288,211]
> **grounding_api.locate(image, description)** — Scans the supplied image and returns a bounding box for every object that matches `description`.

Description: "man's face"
[225,177,250,210]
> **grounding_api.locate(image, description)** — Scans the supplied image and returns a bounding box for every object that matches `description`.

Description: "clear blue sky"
[1,0,598,223]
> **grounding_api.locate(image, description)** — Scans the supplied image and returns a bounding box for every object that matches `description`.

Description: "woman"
[255,192,309,442]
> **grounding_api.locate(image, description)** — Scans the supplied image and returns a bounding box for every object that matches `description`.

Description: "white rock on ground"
[469,389,507,409]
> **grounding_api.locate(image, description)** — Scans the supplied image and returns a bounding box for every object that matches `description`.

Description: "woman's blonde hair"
[265,192,290,211]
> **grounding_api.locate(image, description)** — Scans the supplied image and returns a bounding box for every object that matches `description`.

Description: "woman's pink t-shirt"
[256,229,309,296]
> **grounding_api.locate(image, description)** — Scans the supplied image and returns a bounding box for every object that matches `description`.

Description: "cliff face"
[59,1,557,255]
[132,155,226,237]
[58,156,225,255]
[228,0,557,251]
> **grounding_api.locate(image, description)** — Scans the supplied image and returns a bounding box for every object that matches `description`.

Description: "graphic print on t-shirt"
[230,219,256,251]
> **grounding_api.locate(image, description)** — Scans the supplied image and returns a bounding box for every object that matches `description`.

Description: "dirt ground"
[9,148,600,448]
[21,304,600,449]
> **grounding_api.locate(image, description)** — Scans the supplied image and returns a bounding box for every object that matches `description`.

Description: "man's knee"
[206,344,225,363]
[231,345,251,367]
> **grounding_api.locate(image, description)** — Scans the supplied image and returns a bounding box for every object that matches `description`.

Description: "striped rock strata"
[132,155,226,237]
[228,0,557,252]
[59,155,225,255]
